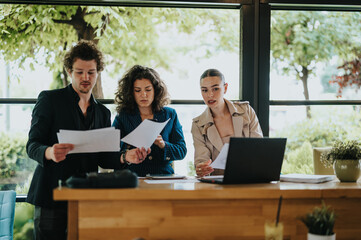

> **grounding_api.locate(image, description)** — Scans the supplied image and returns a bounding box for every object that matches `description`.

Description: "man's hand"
[45,143,74,163]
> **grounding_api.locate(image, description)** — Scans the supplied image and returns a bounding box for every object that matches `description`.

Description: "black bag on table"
[66,169,138,188]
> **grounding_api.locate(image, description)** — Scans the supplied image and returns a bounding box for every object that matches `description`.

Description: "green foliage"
[281,141,313,174]
[320,64,338,94]
[13,203,34,240]
[271,11,361,110]
[273,117,344,156]
[273,106,361,174]
[15,174,33,195]
[0,5,238,92]
[299,201,335,236]
[321,140,361,168]
[49,70,64,90]
[187,160,196,177]
[271,11,355,77]
[0,5,77,72]
[0,132,36,178]
[14,221,33,240]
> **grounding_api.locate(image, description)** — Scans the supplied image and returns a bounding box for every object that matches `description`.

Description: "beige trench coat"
[191,99,263,174]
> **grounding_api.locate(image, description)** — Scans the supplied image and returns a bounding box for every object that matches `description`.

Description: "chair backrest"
[313,147,334,175]
[0,190,16,240]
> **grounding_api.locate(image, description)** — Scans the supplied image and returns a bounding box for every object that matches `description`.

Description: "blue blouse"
[112,107,187,177]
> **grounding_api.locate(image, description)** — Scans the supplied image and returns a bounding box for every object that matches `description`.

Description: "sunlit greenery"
[0,5,238,98]
[13,203,34,240]
[271,11,361,118]
[272,106,361,174]
[321,140,361,168]
[0,132,35,180]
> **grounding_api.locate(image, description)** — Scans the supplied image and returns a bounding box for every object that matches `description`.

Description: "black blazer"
[26,85,121,208]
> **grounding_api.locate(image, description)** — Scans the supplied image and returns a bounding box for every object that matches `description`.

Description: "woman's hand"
[154,135,165,149]
[125,147,151,164]
[196,159,214,177]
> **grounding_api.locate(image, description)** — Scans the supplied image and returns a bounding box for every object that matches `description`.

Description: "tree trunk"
[59,6,105,98]
[62,67,69,87]
[300,66,311,119]
[93,75,104,99]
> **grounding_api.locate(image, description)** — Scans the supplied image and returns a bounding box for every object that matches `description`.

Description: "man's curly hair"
[63,40,104,72]
[115,65,170,113]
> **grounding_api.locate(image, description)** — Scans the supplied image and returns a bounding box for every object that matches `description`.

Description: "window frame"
[260,1,361,136]
[2,0,361,202]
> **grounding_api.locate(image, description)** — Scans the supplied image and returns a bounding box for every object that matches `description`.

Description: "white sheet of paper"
[144,179,200,184]
[210,143,229,170]
[280,174,336,183]
[201,175,224,180]
[57,127,120,154]
[121,119,170,149]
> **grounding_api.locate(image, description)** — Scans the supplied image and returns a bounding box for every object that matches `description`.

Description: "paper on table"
[57,127,120,154]
[210,143,229,170]
[145,174,186,180]
[201,175,224,180]
[121,119,170,149]
[280,174,336,183]
[144,178,200,184]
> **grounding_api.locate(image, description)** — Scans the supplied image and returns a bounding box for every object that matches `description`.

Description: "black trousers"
[34,206,67,240]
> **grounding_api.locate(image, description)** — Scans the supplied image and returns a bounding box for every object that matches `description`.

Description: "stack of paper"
[280,174,335,183]
[57,127,120,154]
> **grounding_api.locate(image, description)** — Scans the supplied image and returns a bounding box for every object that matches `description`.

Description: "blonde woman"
[192,69,263,177]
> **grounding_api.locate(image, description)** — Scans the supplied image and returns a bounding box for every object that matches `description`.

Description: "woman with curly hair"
[113,65,187,176]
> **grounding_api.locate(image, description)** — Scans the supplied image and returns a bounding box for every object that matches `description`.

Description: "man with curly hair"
[26,40,122,240]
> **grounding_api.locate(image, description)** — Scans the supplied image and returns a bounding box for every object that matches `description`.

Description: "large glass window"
[0,5,240,99]
[270,10,361,174]
[0,4,240,195]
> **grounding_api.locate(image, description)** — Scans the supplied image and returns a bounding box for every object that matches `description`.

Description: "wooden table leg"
[67,201,78,240]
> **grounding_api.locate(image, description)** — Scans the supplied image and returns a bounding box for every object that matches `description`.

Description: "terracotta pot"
[307,233,336,240]
[333,159,361,182]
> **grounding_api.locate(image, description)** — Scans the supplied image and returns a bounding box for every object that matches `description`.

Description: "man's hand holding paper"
[57,127,120,154]
[45,143,74,163]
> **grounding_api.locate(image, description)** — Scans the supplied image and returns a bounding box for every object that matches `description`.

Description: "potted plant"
[300,202,336,240]
[321,140,361,182]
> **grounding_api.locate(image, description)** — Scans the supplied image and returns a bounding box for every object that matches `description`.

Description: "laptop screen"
[221,137,287,184]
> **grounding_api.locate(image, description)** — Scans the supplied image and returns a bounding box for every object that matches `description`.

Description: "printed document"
[121,119,170,149]
[210,143,229,170]
[57,127,120,154]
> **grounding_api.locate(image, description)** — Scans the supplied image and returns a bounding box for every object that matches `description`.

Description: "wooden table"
[53,179,361,240]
